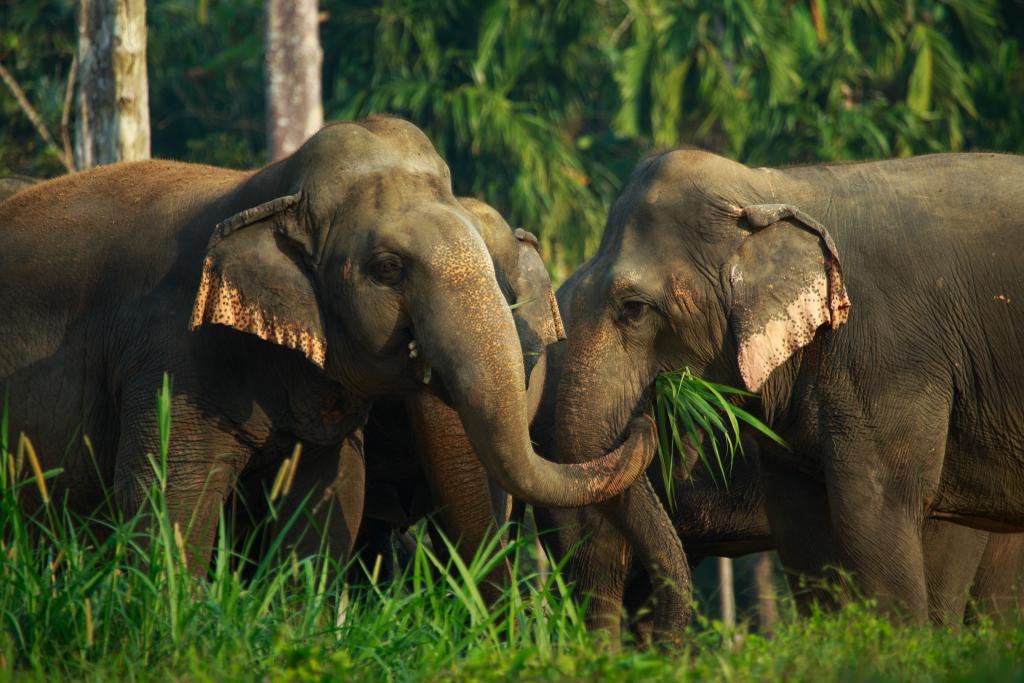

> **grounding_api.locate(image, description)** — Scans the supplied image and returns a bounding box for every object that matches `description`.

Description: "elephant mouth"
[405,339,434,387]
[593,385,657,463]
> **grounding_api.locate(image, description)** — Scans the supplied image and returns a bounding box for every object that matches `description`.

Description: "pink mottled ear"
[727,204,850,392]
[190,193,328,368]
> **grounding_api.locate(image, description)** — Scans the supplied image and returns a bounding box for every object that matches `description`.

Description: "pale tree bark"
[754,551,779,632]
[264,0,323,161]
[75,0,150,169]
[719,557,736,629]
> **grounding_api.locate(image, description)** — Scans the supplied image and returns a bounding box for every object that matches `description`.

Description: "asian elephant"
[232,198,561,592]
[0,116,655,571]
[540,148,1024,631]
[536,273,1024,645]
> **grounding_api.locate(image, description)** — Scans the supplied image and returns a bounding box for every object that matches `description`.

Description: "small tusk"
[422,366,431,384]
[408,340,418,358]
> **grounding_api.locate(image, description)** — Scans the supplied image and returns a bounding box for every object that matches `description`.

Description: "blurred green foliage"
[2,0,1023,269]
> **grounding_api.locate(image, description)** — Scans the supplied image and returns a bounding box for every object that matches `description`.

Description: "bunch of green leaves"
[654,368,786,503]
[609,0,1013,164]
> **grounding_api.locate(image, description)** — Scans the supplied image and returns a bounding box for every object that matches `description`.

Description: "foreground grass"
[5,489,1023,681]
[2,383,1022,681]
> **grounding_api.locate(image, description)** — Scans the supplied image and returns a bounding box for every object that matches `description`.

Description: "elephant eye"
[370,253,404,286]
[620,299,648,322]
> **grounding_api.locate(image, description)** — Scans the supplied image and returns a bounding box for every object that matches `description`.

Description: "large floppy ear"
[514,228,566,344]
[726,203,850,392]
[189,193,327,368]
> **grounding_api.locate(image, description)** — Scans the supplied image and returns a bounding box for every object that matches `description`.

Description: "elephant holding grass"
[537,275,1024,643]
[539,149,1024,635]
[0,116,655,570]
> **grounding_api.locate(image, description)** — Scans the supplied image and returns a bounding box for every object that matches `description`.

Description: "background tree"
[3,0,1023,259]
[75,0,150,167]
[264,0,323,161]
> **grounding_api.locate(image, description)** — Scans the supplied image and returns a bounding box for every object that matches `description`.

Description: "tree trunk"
[754,551,779,632]
[264,0,323,161]
[75,0,150,168]
[718,557,735,629]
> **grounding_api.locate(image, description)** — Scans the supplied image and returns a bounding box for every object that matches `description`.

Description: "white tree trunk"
[754,551,779,632]
[264,0,323,161]
[719,557,736,629]
[75,0,150,168]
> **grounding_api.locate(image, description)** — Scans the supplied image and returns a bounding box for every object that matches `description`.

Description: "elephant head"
[189,116,654,508]
[554,147,850,470]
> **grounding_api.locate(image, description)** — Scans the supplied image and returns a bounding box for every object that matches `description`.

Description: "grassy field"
[2,384,1023,682]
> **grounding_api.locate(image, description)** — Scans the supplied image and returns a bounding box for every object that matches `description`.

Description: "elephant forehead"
[609,270,642,292]
[311,118,447,169]
[428,227,496,286]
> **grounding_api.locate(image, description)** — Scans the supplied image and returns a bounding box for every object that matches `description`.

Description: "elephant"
[538,148,1024,632]
[230,198,560,592]
[536,274,1024,645]
[0,116,656,572]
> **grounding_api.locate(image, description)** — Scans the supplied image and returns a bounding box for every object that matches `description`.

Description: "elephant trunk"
[551,276,655,474]
[413,239,655,509]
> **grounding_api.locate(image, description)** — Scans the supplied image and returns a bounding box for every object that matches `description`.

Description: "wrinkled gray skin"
[662,447,1024,627]
[541,149,1024,633]
[233,199,558,591]
[0,117,655,571]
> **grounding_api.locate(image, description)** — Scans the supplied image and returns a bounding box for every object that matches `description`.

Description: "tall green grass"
[0,377,1022,681]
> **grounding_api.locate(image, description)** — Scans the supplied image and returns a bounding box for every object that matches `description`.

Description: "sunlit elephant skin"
[0,116,655,571]
[540,148,1024,626]
[233,200,562,593]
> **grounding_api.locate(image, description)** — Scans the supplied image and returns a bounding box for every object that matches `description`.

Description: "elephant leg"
[623,570,655,649]
[921,520,988,626]
[967,532,1024,623]
[599,475,691,646]
[759,454,842,613]
[826,449,939,623]
[405,392,510,601]
[269,430,366,569]
[571,514,630,649]
[113,385,249,574]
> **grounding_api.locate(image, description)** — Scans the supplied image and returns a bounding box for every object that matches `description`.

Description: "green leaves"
[654,368,785,506]
[324,0,617,271]
[611,0,1009,166]
[3,0,1023,271]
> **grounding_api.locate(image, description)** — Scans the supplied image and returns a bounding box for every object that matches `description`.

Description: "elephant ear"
[514,228,566,343]
[189,193,328,368]
[727,203,851,392]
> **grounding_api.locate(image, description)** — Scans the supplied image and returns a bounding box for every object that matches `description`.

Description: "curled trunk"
[412,248,655,509]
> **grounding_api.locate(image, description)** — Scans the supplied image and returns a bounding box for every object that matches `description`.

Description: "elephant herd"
[2,116,1023,646]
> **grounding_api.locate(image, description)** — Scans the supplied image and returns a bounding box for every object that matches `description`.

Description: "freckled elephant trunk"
[412,250,655,509]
